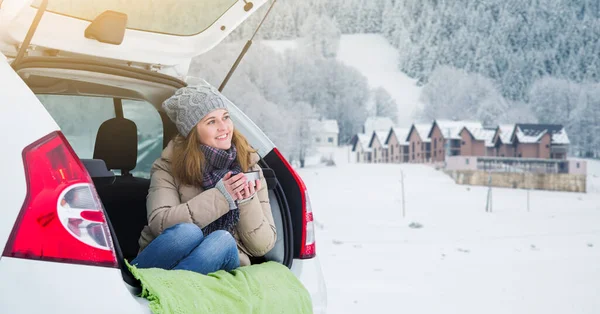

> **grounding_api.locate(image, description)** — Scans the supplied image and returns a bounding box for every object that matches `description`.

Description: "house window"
[546,144,550,148]
[315,138,321,143]
[391,146,394,154]
[328,137,334,143]
[462,141,466,145]
[466,159,470,165]
[577,162,580,168]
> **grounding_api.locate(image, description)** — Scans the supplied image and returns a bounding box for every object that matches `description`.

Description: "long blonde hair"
[171,128,256,187]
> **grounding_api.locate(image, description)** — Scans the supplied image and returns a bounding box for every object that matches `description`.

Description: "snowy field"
[299,149,600,314]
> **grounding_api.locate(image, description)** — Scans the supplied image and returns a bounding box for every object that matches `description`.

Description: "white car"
[0,0,327,313]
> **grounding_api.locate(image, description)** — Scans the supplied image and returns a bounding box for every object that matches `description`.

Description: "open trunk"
[13,57,296,292]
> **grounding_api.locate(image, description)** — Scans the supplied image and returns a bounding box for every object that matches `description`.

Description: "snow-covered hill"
[261,34,422,127]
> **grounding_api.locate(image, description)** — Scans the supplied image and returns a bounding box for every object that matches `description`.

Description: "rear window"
[37,95,163,178]
[32,0,236,36]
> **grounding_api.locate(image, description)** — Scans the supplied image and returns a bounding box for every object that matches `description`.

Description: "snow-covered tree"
[370,87,398,123]
[299,13,341,59]
[419,66,507,125]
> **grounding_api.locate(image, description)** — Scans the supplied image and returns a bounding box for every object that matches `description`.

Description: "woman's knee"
[162,223,204,247]
[209,230,237,249]
[165,223,203,237]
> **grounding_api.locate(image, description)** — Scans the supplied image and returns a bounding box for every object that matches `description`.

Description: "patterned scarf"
[199,144,242,236]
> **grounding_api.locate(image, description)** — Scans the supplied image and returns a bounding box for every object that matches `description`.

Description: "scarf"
[199,144,243,236]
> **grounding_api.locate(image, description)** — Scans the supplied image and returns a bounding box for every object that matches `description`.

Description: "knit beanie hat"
[162,83,229,137]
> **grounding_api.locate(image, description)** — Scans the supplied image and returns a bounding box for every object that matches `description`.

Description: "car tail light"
[273,148,316,259]
[2,131,118,268]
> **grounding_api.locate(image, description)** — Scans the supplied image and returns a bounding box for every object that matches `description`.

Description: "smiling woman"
[31,0,237,35]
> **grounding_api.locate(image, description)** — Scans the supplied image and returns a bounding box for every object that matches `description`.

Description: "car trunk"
[14,58,295,292]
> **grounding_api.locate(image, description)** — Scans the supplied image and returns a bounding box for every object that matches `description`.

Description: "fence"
[446,156,586,175]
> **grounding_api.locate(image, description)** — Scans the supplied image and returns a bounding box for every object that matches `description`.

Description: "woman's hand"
[221,172,248,201]
[240,179,261,200]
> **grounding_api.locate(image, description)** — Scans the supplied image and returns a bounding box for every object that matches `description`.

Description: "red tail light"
[273,148,316,259]
[2,132,118,268]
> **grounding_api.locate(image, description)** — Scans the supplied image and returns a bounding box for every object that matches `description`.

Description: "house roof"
[414,124,433,143]
[462,127,497,147]
[321,120,339,133]
[407,123,433,143]
[369,131,389,148]
[429,120,483,140]
[386,127,410,145]
[351,133,371,152]
[495,124,515,144]
[309,119,339,134]
[513,124,570,145]
[363,116,395,135]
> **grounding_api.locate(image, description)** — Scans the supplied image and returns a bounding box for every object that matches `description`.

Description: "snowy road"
[299,160,600,314]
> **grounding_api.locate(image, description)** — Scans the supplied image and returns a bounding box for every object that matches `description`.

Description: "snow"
[390,127,410,145]
[336,34,422,127]
[363,116,394,136]
[515,127,546,143]
[585,159,600,194]
[352,134,371,151]
[310,119,340,134]
[436,120,483,139]
[299,148,600,314]
[514,125,570,145]
[261,34,423,127]
[322,120,339,134]
[467,127,497,147]
[259,40,297,54]
[414,124,433,143]
[551,129,570,145]
[498,124,515,144]
[371,131,389,149]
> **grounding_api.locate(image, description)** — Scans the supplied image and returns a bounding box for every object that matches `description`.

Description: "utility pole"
[400,170,406,218]
[485,136,493,213]
[444,128,451,168]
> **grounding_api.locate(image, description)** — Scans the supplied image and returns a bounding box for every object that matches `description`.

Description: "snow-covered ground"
[585,159,600,194]
[261,34,422,127]
[299,149,600,314]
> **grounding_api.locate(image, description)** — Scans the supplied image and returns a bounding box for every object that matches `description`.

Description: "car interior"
[82,103,290,287]
[14,58,294,288]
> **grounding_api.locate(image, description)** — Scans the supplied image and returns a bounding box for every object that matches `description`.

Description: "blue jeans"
[131,223,240,275]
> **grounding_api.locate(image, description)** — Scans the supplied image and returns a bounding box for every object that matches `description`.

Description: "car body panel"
[0,56,59,252]
[0,0,268,77]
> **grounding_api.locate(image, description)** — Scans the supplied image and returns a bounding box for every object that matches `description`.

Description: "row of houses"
[350,118,570,164]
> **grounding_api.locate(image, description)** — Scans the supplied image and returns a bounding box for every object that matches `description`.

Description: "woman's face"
[196,109,234,150]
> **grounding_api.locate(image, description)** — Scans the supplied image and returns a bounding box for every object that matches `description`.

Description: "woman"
[132,83,277,275]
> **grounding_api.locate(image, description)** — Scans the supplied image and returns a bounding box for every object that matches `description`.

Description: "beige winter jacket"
[137,141,277,266]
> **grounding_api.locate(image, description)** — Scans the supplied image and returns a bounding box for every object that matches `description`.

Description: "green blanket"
[127,261,313,314]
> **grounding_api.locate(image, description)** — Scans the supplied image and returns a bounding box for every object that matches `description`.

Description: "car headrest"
[93,118,138,174]
[81,159,115,178]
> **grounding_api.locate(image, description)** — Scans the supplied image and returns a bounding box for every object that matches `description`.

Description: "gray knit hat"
[162,83,229,137]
